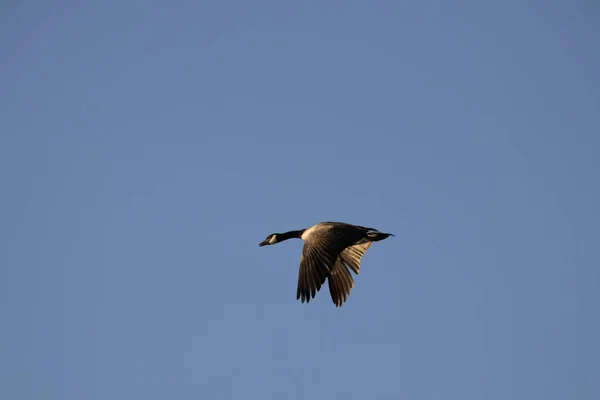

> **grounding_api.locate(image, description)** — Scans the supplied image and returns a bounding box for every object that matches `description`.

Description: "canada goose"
[259,221,394,307]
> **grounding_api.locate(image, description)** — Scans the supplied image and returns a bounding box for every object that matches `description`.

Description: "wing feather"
[297,242,335,303]
[339,240,372,274]
[328,259,354,307]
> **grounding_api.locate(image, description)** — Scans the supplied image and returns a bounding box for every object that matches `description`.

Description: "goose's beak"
[259,239,269,247]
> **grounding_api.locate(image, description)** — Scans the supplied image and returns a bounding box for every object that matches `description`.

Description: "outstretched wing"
[339,240,372,275]
[327,258,354,307]
[296,242,336,303]
[327,240,373,306]
[296,224,366,303]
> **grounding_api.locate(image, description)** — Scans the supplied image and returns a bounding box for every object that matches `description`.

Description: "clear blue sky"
[1,1,599,399]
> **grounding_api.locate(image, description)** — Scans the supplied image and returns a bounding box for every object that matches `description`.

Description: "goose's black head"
[260,229,305,247]
[259,233,279,247]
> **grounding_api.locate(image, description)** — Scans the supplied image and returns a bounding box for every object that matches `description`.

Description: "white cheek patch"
[269,236,278,244]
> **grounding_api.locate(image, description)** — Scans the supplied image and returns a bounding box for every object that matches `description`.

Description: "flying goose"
[259,221,394,307]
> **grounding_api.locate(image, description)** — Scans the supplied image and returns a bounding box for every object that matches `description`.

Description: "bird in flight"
[259,221,394,306]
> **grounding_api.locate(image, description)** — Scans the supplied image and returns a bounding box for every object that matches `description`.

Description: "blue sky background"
[1,1,599,399]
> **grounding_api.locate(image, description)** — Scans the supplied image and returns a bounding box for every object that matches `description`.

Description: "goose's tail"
[366,230,395,242]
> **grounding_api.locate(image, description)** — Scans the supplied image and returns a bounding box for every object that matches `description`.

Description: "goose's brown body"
[259,222,393,307]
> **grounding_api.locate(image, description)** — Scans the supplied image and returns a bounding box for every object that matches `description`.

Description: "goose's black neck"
[278,229,305,241]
